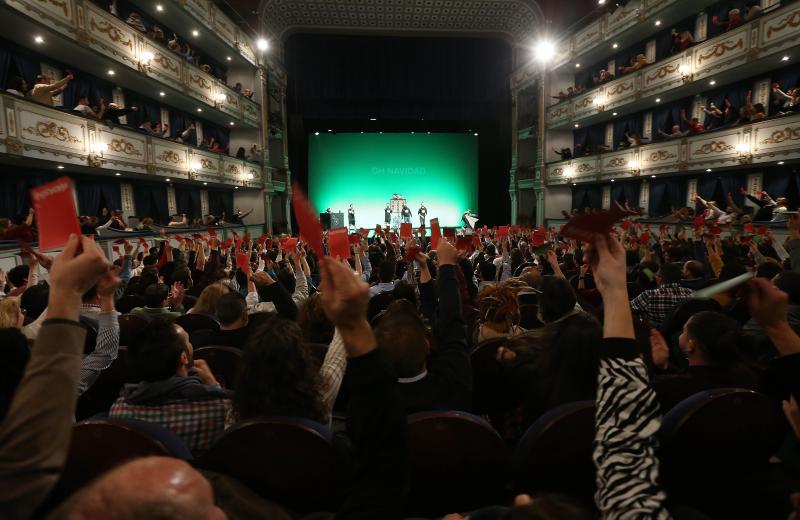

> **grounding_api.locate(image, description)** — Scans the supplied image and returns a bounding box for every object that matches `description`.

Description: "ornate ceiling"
[255,0,547,41]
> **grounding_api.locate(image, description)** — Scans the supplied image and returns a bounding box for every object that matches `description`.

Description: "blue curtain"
[101,182,121,212]
[208,189,234,216]
[770,64,800,115]
[175,185,202,220]
[653,97,693,136]
[574,68,594,90]
[611,184,624,203]
[0,48,11,92]
[719,171,745,207]
[622,182,641,207]
[763,170,793,200]
[704,78,751,113]
[62,72,113,111]
[203,123,230,149]
[648,181,667,217]
[124,90,161,129]
[572,186,589,210]
[573,127,589,151]
[133,184,169,223]
[76,182,102,216]
[613,114,643,149]
[586,185,603,209]
[655,15,698,60]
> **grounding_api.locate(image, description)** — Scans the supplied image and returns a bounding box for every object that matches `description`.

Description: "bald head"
[49,457,225,520]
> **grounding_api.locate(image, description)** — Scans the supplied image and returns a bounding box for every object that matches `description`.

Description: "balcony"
[1,0,259,127]
[545,2,800,128]
[130,0,259,68]
[545,112,800,184]
[0,93,263,188]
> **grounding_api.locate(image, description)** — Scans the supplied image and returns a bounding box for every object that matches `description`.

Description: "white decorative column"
[645,40,656,63]
[643,112,653,140]
[695,13,708,42]
[746,173,763,195]
[200,190,209,217]
[605,122,614,147]
[112,88,127,124]
[692,97,706,121]
[686,179,698,207]
[602,185,611,209]
[639,180,649,212]
[607,59,615,73]
[167,186,177,216]
[754,79,770,107]
[195,121,204,145]
[120,183,135,215]
[160,108,170,131]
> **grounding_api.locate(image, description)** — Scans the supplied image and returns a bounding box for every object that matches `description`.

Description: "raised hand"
[436,238,458,266]
[319,257,374,357]
[96,265,122,299]
[48,234,110,320]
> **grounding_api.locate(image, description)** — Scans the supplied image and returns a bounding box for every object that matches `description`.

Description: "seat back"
[193,346,242,389]
[406,411,509,516]
[658,388,786,510]
[118,314,150,346]
[199,418,346,513]
[116,294,145,314]
[518,304,542,329]
[513,401,595,501]
[175,313,220,334]
[76,347,132,420]
[45,418,189,508]
[470,337,510,415]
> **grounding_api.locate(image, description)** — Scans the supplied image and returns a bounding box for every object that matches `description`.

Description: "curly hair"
[477,284,520,326]
[232,316,327,423]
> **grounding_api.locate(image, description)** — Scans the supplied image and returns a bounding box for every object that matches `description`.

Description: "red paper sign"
[138,237,148,248]
[621,220,632,230]
[207,227,217,238]
[328,227,351,259]
[418,226,427,237]
[348,234,361,245]
[472,234,481,249]
[456,236,472,251]
[640,231,650,243]
[30,177,81,251]
[560,207,633,244]
[444,227,456,241]
[112,245,121,255]
[757,226,767,236]
[291,182,324,259]
[193,233,204,240]
[113,238,127,245]
[279,236,298,252]
[708,226,722,235]
[497,226,510,238]
[403,245,421,263]
[235,238,244,249]
[430,218,441,250]
[400,222,412,238]
[743,223,755,234]
[236,252,251,275]
[531,229,546,247]
[257,235,268,245]
[693,216,705,229]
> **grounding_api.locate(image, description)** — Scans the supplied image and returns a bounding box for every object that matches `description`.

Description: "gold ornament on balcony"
[759,126,800,145]
[23,121,81,143]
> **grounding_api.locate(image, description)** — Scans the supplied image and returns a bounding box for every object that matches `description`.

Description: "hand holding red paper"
[30,177,81,251]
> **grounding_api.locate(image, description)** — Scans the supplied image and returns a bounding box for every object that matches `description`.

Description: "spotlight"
[574,123,579,128]
[234,186,239,189]
[229,122,234,126]
[192,30,199,37]
[369,117,377,121]
[782,55,790,61]
[709,80,716,85]
[57,165,64,169]
[165,178,171,182]
[203,182,208,185]
[573,183,577,186]
[651,175,656,178]
[655,20,661,26]
[257,38,269,51]
[156,4,163,11]
[655,98,661,103]
[575,63,581,68]
[107,70,115,76]
[778,161,785,165]
[706,168,712,172]
[533,40,556,62]
[141,51,154,62]
[612,112,618,116]
[314,132,320,135]
[115,172,121,176]
[612,43,618,49]
[197,108,202,112]
[159,91,165,96]
[34,35,44,44]
[226,56,232,61]
[598,0,605,4]
[379,131,383,134]
[327,129,332,132]
[474,132,479,136]
[610,179,615,182]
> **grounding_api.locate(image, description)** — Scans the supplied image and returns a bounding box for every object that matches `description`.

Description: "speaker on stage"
[320,212,345,230]
[320,212,331,230]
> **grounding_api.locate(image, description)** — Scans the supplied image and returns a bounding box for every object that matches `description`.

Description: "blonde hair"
[191,283,229,316]
[0,298,21,328]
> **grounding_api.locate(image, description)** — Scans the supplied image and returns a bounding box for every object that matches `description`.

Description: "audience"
[130,282,185,322]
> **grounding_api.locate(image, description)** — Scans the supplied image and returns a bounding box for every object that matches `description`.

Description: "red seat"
[199,418,347,513]
[118,314,149,346]
[406,411,509,516]
[512,401,595,502]
[193,346,242,389]
[175,313,219,334]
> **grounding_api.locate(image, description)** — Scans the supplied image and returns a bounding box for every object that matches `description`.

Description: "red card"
[138,237,148,248]
[693,216,705,229]
[532,228,546,247]
[348,234,361,245]
[444,227,456,241]
[224,237,233,248]
[359,227,368,237]
[235,238,244,249]
[328,227,351,259]
[291,182,324,259]
[236,252,251,275]
[743,222,755,234]
[621,220,632,230]
[257,235,268,244]
[560,207,633,243]
[456,236,472,251]
[640,231,651,243]
[207,227,217,238]
[430,218,441,250]
[757,226,767,236]
[231,230,239,237]
[375,224,383,237]
[280,236,298,252]
[193,233,204,240]
[404,245,421,263]
[472,234,481,249]
[113,238,127,245]
[400,222,412,238]
[497,226,510,238]
[112,245,121,255]
[30,177,81,251]
[709,226,722,235]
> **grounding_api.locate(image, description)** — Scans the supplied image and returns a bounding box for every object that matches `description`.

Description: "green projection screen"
[308,133,478,228]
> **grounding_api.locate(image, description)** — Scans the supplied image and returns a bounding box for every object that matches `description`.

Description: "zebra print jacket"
[593,338,672,519]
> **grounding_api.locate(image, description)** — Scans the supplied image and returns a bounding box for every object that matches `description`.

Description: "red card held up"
[560,207,633,244]
[472,234,481,249]
[757,226,767,236]
[400,222,412,238]
[640,231,651,243]
[456,236,472,251]
[621,220,632,230]
[235,238,244,249]
[531,229,546,247]
[193,233,204,240]
[693,216,705,229]
[497,226,510,238]
[291,182,324,259]
[743,222,755,234]
[430,218,441,250]
[444,227,456,241]
[279,236,297,252]
[207,227,217,238]
[348,234,361,245]
[30,177,81,251]
[257,235,268,244]
[328,227,351,259]
[236,252,251,275]
[708,226,722,235]
[112,245,121,255]
[138,237,148,248]
[404,245,421,263]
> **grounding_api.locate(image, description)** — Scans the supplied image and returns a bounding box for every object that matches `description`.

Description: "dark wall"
[284,33,513,226]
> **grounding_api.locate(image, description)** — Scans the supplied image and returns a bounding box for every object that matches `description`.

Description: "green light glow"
[308,133,477,228]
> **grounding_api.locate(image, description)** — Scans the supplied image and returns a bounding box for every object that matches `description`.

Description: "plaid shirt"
[110,397,230,455]
[630,283,694,327]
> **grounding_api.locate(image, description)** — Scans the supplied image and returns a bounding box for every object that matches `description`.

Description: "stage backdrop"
[308,132,477,228]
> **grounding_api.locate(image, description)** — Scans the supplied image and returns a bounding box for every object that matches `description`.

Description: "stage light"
[107,70,115,76]
[115,172,121,176]
[574,123,579,128]
[197,108,202,112]
[612,43,618,49]
[612,112,618,116]
[192,30,199,37]
[159,91,165,96]
[782,55,790,61]
[156,4,163,11]
[141,51,154,62]
[379,131,383,134]
[257,38,269,51]
[34,36,44,44]
[57,165,64,169]
[573,183,577,186]
[651,175,656,178]
[165,178,170,182]
[229,122,234,126]
[778,161,785,165]
[610,179,615,182]
[533,40,556,62]
[735,143,748,153]
[706,168,712,172]
[203,182,208,185]
[655,98,661,103]
[655,20,661,26]
[226,56,232,61]
[427,131,430,134]
[327,129,332,132]
[234,186,239,189]
[370,118,377,121]
[709,80,716,85]
[474,132,479,136]
[575,63,580,68]
[314,132,320,135]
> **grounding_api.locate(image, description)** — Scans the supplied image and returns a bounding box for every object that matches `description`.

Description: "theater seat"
[199,418,347,513]
[406,411,509,516]
[512,401,595,502]
[175,313,219,334]
[75,347,132,420]
[118,314,150,346]
[518,304,542,329]
[116,294,146,314]
[193,346,242,389]
[658,388,786,516]
[43,418,191,510]
[471,337,511,416]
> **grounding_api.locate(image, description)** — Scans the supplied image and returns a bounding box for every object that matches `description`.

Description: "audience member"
[30,72,73,106]
[130,282,185,322]
[630,262,694,327]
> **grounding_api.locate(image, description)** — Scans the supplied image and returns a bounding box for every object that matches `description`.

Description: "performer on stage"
[462,209,479,230]
[384,204,392,225]
[348,204,355,228]
[402,204,412,224]
[418,203,427,227]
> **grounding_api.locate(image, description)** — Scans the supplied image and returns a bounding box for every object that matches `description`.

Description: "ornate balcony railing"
[544,2,800,128]
[3,0,259,126]
[177,0,258,65]
[0,93,264,188]
[545,112,800,185]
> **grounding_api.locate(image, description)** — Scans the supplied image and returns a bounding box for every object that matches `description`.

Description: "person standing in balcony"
[712,7,744,32]
[30,73,73,106]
